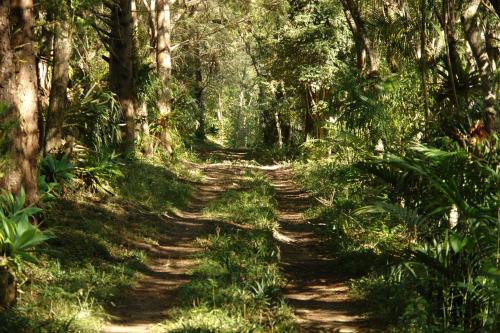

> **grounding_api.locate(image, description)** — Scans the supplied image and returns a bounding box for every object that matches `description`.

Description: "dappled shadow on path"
[98,149,380,332]
[264,167,381,333]
[101,158,252,333]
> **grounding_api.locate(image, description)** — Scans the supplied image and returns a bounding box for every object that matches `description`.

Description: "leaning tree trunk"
[45,18,72,153]
[156,0,173,150]
[110,0,135,155]
[0,0,40,205]
[462,0,498,133]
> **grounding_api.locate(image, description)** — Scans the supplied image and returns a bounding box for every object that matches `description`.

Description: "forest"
[0,0,498,332]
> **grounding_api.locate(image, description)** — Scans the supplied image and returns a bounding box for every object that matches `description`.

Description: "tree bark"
[131,0,153,156]
[462,0,498,133]
[45,18,72,153]
[0,0,40,205]
[156,0,173,149]
[109,0,136,155]
[420,0,430,137]
[194,43,205,141]
[274,111,283,149]
[443,0,461,106]
[341,0,379,76]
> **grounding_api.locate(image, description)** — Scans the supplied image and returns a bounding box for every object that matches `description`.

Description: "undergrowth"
[293,137,500,332]
[160,170,297,332]
[0,154,195,333]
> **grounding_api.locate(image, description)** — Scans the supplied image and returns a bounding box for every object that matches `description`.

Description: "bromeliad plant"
[38,154,75,201]
[0,189,53,270]
[74,150,123,194]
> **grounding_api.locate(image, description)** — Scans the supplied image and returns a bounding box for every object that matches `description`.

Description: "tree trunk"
[342,0,379,76]
[131,0,153,156]
[274,111,283,149]
[0,0,40,205]
[194,43,205,141]
[235,88,245,147]
[156,0,173,149]
[45,18,72,153]
[141,0,157,62]
[462,0,497,133]
[420,0,430,137]
[443,0,461,106]
[0,1,13,105]
[0,267,16,312]
[217,92,224,129]
[109,0,135,155]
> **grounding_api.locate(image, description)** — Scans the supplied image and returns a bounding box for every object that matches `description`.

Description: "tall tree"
[0,0,40,204]
[193,41,206,140]
[109,0,136,154]
[156,0,173,149]
[45,7,73,153]
[461,0,497,133]
[341,0,379,75]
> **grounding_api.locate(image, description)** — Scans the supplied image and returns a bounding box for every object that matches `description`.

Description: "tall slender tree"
[156,0,173,149]
[45,6,73,153]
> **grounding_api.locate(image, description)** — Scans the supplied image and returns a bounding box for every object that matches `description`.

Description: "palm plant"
[358,140,499,331]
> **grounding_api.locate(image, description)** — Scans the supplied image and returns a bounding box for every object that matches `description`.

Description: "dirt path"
[102,158,245,333]
[264,166,378,333]
[102,150,376,333]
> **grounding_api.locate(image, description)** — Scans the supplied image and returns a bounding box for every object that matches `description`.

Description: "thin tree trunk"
[109,0,135,155]
[235,88,245,147]
[156,0,173,150]
[420,0,430,138]
[45,18,72,153]
[462,0,497,133]
[274,111,283,149]
[141,0,157,62]
[443,0,461,106]
[36,11,53,109]
[194,43,205,140]
[0,0,40,204]
[131,0,153,155]
[217,92,223,128]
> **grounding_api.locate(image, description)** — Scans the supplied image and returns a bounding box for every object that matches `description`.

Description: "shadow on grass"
[0,159,197,333]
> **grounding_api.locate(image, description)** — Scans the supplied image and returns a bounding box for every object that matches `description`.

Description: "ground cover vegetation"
[0,0,498,332]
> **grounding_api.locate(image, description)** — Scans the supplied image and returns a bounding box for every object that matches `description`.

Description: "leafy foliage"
[0,189,53,270]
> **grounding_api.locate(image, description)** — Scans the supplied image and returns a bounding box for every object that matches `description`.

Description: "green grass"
[0,156,194,333]
[159,170,297,333]
[292,157,408,326]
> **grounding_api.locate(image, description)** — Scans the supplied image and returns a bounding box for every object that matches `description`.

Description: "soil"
[101,150,378,333]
